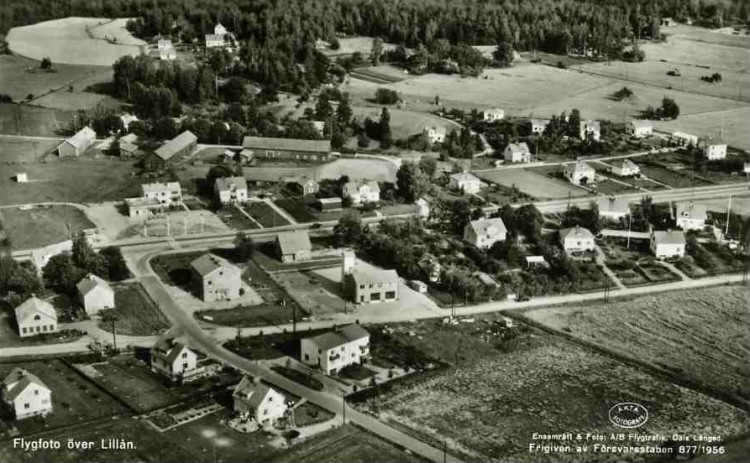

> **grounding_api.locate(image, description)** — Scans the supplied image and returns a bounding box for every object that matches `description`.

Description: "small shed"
[16,173,28,183]
[318,197,342,211]
[408,280,428,293]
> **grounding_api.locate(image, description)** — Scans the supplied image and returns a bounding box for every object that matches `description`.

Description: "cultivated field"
[525,285,750,405]
[0,156,142,205]
[0,136,61,163]
[7,17,146,66]
[476,168,590,199]
[315,158,398,182]
[350,65,410,84]
[0,359,127,437]
[370,317,750,462]
[0,205,95,250]
[0,104,76,137]
[653,106,750,151]
[98,283,169,336]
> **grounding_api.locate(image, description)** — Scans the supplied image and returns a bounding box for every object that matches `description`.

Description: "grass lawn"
[98,283,170,336]
[0,155,142,205]
[243,201,290,227]
[196,302,297,328]
[592,178,636,195]
[636,163,712,188]
[214,205,260,230]
[224,329,331,360]
[275,198,319,223]
[340,363,377,381]
[270,365,324,391]
[0,136,62,163]
[0,103,76,137]
[0,359,127,438]
[0,205,95,250]
[477,167,589,200]
[151,251,205,289]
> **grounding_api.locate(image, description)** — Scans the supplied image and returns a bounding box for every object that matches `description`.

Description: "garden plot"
[7,17,145,66]
[525,285,750,406]
[476,168,589,200]
[369,318,750,462]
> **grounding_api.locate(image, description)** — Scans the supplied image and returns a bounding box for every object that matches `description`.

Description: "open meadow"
[0,205,95,250]
[476,168,590,200]
[367,316,750,462]
[0,136,61,163]
[7,17,145,66]
[524,285,750,406]
[0,104,76,137]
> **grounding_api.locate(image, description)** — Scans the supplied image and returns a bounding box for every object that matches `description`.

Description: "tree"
[333,213,363,246]
[72,231,95,270]
[0,258,42,299]
[315,96,332,120]
[379,107,392,149]
[493,42,514,67]
[567,109,581,138]
[40,57,52,70]
[221,76,248,102]
[234,233,255,261]
[612,86,634,101]
[99,247,130,281]
[371,37,384,65]
[661,97,680,119]
[337,95,353,126]
[418,157,437,177]
[43,254,85,293]
[357,131,371,148]
[374,88,399,105]
[396,162,428,203]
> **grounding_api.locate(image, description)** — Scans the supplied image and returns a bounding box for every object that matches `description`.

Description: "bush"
[374,88,399,105]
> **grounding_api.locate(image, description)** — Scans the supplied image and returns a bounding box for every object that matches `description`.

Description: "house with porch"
[215,176,248,204]
[300,324,370,375]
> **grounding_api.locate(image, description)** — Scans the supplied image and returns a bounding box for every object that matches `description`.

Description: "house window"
[182,363,188,370]
[24,403,30,409]
[34,390,39,395]
[34,315,41,320]
[359,285,364,289]
[304,354,309,360]
[385,291,396,300]
[182,352,187,358]
[22,328,27,334]
[370,292,381,301]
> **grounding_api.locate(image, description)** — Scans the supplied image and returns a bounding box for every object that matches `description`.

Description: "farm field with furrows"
[524,285,750,405]
[367,317,750,463]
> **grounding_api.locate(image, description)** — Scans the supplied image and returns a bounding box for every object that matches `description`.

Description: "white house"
[16,173,28,183]
[579,120,601,141]
[503,142,531,163]
[564,162,596,185]
[159,45,176,61]
[597,197,630,221]
[702,138,727,161]
[530,119,550,135]
[1,368,52,420]
[343,180,380,204]
[190,253,242,302]
[423,126,447,144]
[150,335,201,381]
[672,131,699,146]
[675,202,707,231]
[464,217,507,249]
[233,377,288,427]
[626,120,653,138]
[311,120,325,136]
[651,230,686,259]
[205,34,225,48]
[449,171,482,194]
[483,108,504,122]
[608,159,640,177]
[744,162,750,175]
[14,297,58,338]
[214,23,228,36]
[559,226,596,253]
[142,182,182,206]
[300,324,370,375]
[416,197,430,219]
[57,126,96,157]
[76,274,115,315]
[215,176,248,204]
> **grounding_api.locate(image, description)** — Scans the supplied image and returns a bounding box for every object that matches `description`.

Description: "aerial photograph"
[0,0,748,462]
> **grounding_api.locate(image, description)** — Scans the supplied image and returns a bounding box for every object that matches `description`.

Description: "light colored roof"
[276,231,312,255]
[215,176,247,192]
[304,324,369,351]
[76,273,112,297]
[450,172,480,183]
[125,197,161,208]
[348,266,399,287]
[424,126,447,135]
[560,226,595,241]
[506,142,530,154]
[142,181,181,195]
[567,162,595,175]
[205,34,223,41]
[2,368,50,403]
[652,230,686,245]
[610,159,639,171]
[467,217,507,238]
[65,126,96,148]
[242,136,330,153]
[291,175,317,187]
[15,297,57,325]
[581,120,600,131]
[672,131,697,139]
[318,197,341,205]
[597,197,630,214]
[474,272,499,287]
[675,202,707,221]
[120,133,138,144]
[530,119,550,126]
[344,180,380,195]
[190,253,238,278]
[233,377,284,411]
[629,120,652,128]
[239,149,254,158]
[702,136,726,146]
[154,131,197,161]
[484,108,504,114]
[525,255,547,264]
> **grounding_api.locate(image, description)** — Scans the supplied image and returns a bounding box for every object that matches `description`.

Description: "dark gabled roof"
[190,253,239,278]
[215,176,248,192]
[154,131,197,161]
[76,274,112,297]
[2,368,49,402]
[304,324,369,351]
[242,136,330,153]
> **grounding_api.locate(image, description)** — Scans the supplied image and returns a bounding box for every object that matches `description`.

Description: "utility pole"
[342,396,346,424]
[111,315,118,350]
[292,303,296,335]
[725,194,732,236]
[627,211,632,249]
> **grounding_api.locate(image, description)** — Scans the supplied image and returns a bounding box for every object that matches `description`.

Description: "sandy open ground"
[7,17,145,66]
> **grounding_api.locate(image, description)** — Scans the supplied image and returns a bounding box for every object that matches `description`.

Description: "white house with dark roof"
[449,171,482,194]
[597,197,630,220]
[275,230,312,263]
[626,120,653,138]
[142,182,182,206]
[651,230,686,259]
[233,377,288,426]
[342,256,399,304]
[57,126,96,157]
[423,126,447,144]
[343,180,380,204]
[702,138,727,160]
[530,119,550,134]
[190,253,242,302]
[288,176,319,196]
[564,162,596,185]
[579,120,601,141]
[464,217,507,249]
[503,142,531,163]
[300,324,370,374]
[675,202,707,231]
[150,335,200,381]
[608,159,640,177]
[1,368,52,420]
[560,226,596,253]
[483,108,504,122]
[77,274,114,315]
[15,297,57,338]
[215,176,248,204]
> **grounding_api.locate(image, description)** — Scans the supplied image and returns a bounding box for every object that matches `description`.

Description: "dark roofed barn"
[145,131,197,171]
[242,136,331,163]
